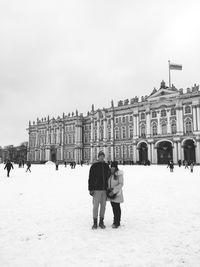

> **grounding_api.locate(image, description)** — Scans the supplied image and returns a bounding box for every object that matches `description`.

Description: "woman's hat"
[111,161,118,168]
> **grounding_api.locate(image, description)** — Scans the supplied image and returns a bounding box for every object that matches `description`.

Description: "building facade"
[27,81,200,164]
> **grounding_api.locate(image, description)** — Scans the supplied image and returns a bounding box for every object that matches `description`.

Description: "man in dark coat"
[88,151,110,229]
[4,160,14,177]
[26,162,31,172]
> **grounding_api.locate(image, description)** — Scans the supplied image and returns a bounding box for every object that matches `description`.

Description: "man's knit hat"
[98,151,105,157]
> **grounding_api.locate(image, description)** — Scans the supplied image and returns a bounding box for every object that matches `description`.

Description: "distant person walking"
[184,161,189,169]
[167,160,174,172]
[64,161,67,168]
[190,162,194,173]
[107,161,124,228]
[26,162,31,172]
[55,162,59,170]
[88,151,110,229]
[4,160,14,177]
[178,160,182,167]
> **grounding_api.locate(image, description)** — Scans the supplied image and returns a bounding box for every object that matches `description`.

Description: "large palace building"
[27,81,200,164]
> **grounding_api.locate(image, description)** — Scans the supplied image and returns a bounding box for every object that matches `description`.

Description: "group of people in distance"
[88,151,124,230]
[3,160,31,177]
[167,159,195,173]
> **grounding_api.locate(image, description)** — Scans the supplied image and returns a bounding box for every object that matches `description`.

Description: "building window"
[94,130,97,141]
[129,115,133,122]
[84,134,88,143]
[152,123,157,136]
[129,145,133,157]
[122,126,126,139]
[115,146,120,159]
[100,128,103,140]
[161,109,166,117]
[108,119,111,125]
[171,121,177,134]
[115,117,119,124]
[140,124,146,137]
[161,122,167,134]
[108,128,111,140]
[122,116,126,123]
[185,120,192,134]
[185,105,191,114]
[115,127,119,140]
[129,126,133,138]
[171,108,176,116]
[141,113,145,120]
[152,111,157,118]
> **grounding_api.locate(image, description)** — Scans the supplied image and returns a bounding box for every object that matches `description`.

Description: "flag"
[169,63,182,70]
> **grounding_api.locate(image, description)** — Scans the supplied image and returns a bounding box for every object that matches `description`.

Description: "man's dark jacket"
[4,162,14,170]
[88,161,110,191]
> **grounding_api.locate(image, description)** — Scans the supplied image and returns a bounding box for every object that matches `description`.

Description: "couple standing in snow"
[88,151,124,229]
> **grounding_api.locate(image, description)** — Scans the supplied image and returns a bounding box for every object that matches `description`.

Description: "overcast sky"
[0,0,200,146]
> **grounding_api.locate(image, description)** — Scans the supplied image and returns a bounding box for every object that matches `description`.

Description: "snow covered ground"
[0,163,200,267]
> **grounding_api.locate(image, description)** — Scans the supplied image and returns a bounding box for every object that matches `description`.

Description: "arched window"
[161,122,167,134]
[100,128,103,140]
[161,109,166,117]
[171,121,177,134]
[140,124,146,137]
[115,127,119,140]
[185,105,191,114]
[185,120,192,134]
[152,111,157,118]
[141,113,145,120]
[171,108,176,116]
[129,126,133,138]
[152,123,157,136]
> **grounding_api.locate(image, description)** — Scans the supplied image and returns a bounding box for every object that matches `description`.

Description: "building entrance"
[183,139,195,163]
[157,141,173,164]
[139,142,148,164]
[51,147,57,162]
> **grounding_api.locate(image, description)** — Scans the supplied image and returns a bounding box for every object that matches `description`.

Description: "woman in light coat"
[107,161,124,228]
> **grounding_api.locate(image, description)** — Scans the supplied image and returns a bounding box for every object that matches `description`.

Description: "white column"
[133,115,137,137]
[136,115,139,137]
[146,112,150,137]
[103,118,107,141]
[197,106,200,131]
[111,117,114,140]
[177,142,181,160]
[179,108,184,134]
[133,144,137,163]
[147,143,151,161]
[35,131,38,148]
[151,144,154,163]
[173,142,178,164]
[154,145,157,164]
[192,106,197,132]
[111,145,114,161]
[136,148,139,162]
[167,110,170,134]
[157,111,161,135]
[90,118,94,163]
[196,141,200,163]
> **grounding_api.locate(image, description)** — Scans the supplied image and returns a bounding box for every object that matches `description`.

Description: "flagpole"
[168,60,171,89]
